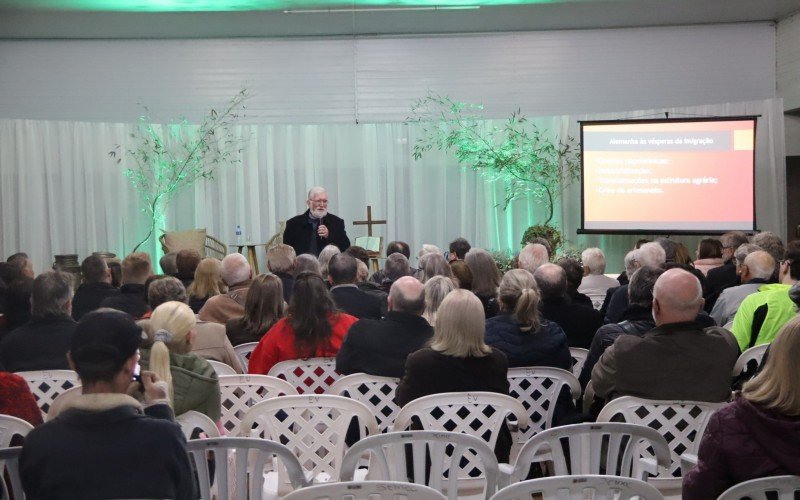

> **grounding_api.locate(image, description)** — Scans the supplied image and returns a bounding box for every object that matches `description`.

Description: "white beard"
[310,208,328,219]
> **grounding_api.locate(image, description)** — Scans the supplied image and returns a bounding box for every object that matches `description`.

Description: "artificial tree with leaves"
[110,89,249,252]
[408,93,581,250]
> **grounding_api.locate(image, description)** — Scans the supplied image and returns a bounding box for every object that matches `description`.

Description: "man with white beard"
[283,186,351,256]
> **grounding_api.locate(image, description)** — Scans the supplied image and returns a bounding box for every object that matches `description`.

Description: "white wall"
[0,22,777,124]
[778,12,800,112]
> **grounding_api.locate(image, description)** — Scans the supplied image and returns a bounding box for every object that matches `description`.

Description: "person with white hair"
[710,249,775,326]
[283,186,350,256]
[198,253,252,324]
[577,248,620,310]
[518,243,549,274]
[604,242,667,323]
[591,268,739,402]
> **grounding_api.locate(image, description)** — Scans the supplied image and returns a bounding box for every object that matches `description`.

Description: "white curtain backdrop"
[0,98,786,274]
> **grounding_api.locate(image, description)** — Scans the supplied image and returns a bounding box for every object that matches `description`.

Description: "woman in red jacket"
[248,272,358,376]
[682,316,800,499]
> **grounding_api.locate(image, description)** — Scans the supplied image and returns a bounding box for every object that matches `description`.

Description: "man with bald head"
[534,263,602,348]
[710,249,775,326]
[336,276,433,377]
[592,268,739,402]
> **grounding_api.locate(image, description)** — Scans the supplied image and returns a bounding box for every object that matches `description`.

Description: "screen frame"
[578,115,759,235]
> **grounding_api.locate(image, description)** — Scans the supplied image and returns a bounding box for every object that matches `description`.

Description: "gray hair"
[581,248,606,275]
[422,276,456,324]
[518,243,550,273]
[31,270,74,317]
[721,231,750,251]
[624,250,637,276]
[750,231,785,271]
[635,242,666,269]
[743,250,776,280]
[418,244,441,258]
[147,276,187,309]
[734,243,763,267]
[355,260,369,283]
[385,253,411,281]
[656,238,678,263]
[627,266,664,307]
[317,244,341,279]
[307,186,327,200]
[221,253,251,286]
[295,254,321,276]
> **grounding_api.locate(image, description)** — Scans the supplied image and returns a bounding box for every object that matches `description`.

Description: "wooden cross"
[353,205,387,236]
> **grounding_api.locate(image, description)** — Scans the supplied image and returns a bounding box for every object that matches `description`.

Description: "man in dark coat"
[72,254,119,321]
[337,276,433,378]
[534,263,602,349]
[283,186,350,256]
[100,252,152,319]
[329,253,382,320]
[703,231,752,311]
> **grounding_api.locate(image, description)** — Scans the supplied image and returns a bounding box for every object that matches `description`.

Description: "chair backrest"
[392,392,529,453]
[569,348,589,379]
[0,415,33,448]
[233,342,258,372]
[732,343,769,379]
[506,367,581,443]
[186,437,310,500]
[176,410,222,440]
[341,430,500,500]
[282,480,447,500]
[329,373,400,433]
[16,369,80,417]
[717,475,800,500]
[0,447,24,500]
[208,360,238,376]
[218,374,298,434]
[596,396,724,481]
[268,357,340,394]
[489,474,664,500]
[240,395,379,484]
[508,422,671,483]
[46,385,83,421]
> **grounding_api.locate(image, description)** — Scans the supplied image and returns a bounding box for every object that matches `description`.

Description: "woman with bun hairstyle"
[140,301,221,421]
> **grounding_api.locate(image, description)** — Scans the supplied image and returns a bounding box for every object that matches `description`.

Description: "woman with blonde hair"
[187,258,227,313]
[421,276,456,325]
[396,289,511,460]
[683,316,800,499]
[464,248,501,318]
[140,301,221,421]
[226,274,285,346]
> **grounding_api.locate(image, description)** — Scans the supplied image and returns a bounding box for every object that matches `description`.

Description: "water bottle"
[235,224,243,245]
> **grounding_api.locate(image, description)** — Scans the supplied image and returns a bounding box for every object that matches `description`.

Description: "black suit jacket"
[331,285,383,320]
[541,296,603,349]
[336,311,433,378]
[283,210,350,256]
[72,282,121,321]
[0,315,77,372]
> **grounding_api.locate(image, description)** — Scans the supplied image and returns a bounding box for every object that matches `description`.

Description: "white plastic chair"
[506,367,581,445]
[329,373,400,433]
[46,385,82,421]
[596,396,724,491]
[341,430,500,500]
[392,392,529,460]
[234,342,258,372]
[500,422,672,487]
[569,348,589,379]
[731,343,769,379]
[186,437,311,500]
[16,369,80,417]
[218,374,298,434]
[0,415,33,447]
[268,357,340,394]
[240,394,379,491]
[208,360,238,376]
[0,446,23,500]
[489,474,665,499]
[176,410,222,440]
[717,475,800,500]
[282,480,447,500]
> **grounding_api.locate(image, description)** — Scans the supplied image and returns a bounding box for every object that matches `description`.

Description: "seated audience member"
[100,252,152,319]
[710,249,774,326]
[704,231,751,309]
[421,276,457,325]
[344,245,370,266]
[337,276,433,377]
[449,260,473,290]
[318,244,341,281]
[485,269,570,370]
[465,248,502,319]
[0,271,76,372]
[682,316,800,500]
[518,243,549,274]
[19,309,194,499]
[175,249,201,289]
[369,241,415,284]
[267,244,296,302]
[656,237,679,264]
[143,276,242,373]
[328,253,382,319]
[7,252,34,279]
[448,237,471,262]
[694,238,724,276]
[604,242,666,324]
[248,272,358,377]
[557,257,593,309]
[159,251,179,276]
[3,274,34,331]
[107,258,122,288]
[591,268,739,402]
[421,253,455,283]
[534,263,602,349]
[187,257,227,313]
[414,244,442,281]
[579,266,662,389]
[600,250,637,318]
[356,259,389,315]
[226,274,285,346]
[198,253,252,324]
[616,239,651,285]
[731,241,800,352]
[0,371,43,426]
[751,231,785,282]
[295,253,322,276]
[578,247,620,310]
[140,301,221,421]
[72,255,120,321]
[380,253,412,293]
[673,242,693,266]
[395,289,511,461]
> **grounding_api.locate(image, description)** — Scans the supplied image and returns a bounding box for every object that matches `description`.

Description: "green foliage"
[489,249,516,273]
[408,92,581,225]
[521,223,563,253]
[110,89,249,252]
